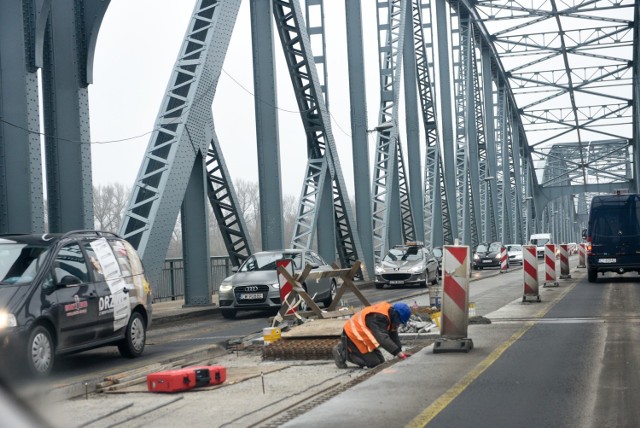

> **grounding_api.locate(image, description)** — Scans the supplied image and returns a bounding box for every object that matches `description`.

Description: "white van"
[529,233,552,258]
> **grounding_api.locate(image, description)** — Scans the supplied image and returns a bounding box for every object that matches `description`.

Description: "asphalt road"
[425,271,640,427]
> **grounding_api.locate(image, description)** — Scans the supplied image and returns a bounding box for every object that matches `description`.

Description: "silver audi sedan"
[217,249,337,319]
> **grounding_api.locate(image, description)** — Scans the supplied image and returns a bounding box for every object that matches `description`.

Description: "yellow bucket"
[263,327,281,344]
[430,312,441,329]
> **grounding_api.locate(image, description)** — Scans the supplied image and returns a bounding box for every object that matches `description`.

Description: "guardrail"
[155,256,232,302]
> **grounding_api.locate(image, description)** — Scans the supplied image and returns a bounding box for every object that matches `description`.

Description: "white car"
[506,244,523,265]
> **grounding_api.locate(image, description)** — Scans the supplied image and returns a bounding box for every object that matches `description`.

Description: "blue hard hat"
[393,302,411,324]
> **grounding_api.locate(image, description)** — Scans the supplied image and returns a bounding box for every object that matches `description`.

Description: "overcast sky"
[89,0,394,199]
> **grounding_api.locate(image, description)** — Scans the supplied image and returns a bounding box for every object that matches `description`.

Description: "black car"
[0,231,152,376]
[587,193,640,282]
[473,242,507,270]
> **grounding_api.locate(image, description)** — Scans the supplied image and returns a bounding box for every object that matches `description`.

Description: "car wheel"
[26,325,54,377]
[588,268,597,283]
[221,309,237,319]
[118,311,146,358]
[323,280,338,308]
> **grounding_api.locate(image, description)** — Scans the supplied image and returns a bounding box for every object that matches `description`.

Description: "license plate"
[598,258,616,263]
[239,293,263,300]
[482,260,492,263]
[390,280,404,285]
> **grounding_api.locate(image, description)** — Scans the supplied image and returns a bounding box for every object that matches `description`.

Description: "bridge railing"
[155,256,232,302]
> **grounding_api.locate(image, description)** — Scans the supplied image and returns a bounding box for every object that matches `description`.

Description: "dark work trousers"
[342,334,386,368]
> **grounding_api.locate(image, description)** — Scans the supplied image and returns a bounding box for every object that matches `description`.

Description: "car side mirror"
[308,262,319,269]
[231,266,239,273]
[58,275,81,287]
[581,229,587,239]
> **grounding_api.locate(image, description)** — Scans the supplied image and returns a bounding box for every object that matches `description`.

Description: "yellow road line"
[406,281,577,428]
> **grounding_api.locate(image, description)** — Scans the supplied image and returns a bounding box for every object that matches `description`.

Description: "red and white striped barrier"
[543,243,558,287]
[523,245,541,302]
[434,245,473,353]
[560,244,571,279]
[276,259,297,315]
[500,246,508,273]
[577,243,586,268]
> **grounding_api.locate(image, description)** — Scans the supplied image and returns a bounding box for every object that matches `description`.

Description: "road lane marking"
[406,279,577,427]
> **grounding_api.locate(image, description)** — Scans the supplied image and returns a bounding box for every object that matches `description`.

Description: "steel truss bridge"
[0,0,637,305]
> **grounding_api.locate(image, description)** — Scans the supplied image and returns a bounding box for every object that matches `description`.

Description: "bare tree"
[93,183,130,233]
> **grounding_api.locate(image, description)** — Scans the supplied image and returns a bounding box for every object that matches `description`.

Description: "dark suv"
[0,230,152,376]
[587,193,640,282]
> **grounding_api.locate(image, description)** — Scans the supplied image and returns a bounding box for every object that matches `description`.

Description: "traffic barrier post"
[433,245,473,353]
[560,244,572,279]
[276,259,297,315]
[500,246,508,273]
[523,245,541,302]
[543,243,558,288]
[577,243,586,268]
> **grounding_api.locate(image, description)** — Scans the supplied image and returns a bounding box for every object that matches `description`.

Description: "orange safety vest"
[344,302,392,354]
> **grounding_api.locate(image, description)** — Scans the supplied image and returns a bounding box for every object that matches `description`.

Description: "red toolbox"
[147,365,226,393]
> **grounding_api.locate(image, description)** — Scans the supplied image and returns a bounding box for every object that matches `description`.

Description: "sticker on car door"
[90,238,131,331]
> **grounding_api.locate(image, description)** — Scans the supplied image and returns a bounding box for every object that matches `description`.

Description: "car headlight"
[473,254,479,260]
[495,253,501,260]
[410,265,425,273]
[0,312,17,329]
[374,265,384,275]
[271,282,280,289]
[219,284,233,293]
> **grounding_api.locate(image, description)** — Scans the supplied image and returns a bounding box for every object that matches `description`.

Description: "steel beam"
[251,0,284,251]
[345,0,374,277]
[273,0,363,272]
[42,0,110,231]
[0,1,49,233]
[434,0,459,242]
[120,0,243,296]
[403,2,424,242]
[371,0,407,260]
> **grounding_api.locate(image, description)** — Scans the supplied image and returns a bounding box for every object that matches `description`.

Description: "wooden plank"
[280,318,347,338]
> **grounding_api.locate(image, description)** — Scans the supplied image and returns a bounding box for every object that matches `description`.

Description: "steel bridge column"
[371,0,408,260]
[634,1,640,192]
[251,0,284,251]
[498,85,513,244]
[511,122,525,244]
[0,1,48,233]
[345,0,374,277]
[42,1,110,231]
[482,48,499,241]
[182,153,212,306]
[403,2,424,242]
[464,26,482,249]
[434,0,458,241]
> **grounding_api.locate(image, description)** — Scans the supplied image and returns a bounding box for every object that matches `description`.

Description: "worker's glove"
[398,352,410,360]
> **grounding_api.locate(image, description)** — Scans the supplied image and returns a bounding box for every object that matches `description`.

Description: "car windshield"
[0,243,49,285]
[383,247,423,262]
[239,252,303,272]
[507,245,522,252]
[432,247,442,257]
[531,238,550,246]
[476,244,489,253]
[488,243,502,252]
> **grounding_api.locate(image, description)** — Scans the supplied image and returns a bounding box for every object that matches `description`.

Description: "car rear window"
[590,199,640,244]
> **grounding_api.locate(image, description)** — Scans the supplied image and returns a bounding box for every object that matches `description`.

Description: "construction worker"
[332,301,412,369]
